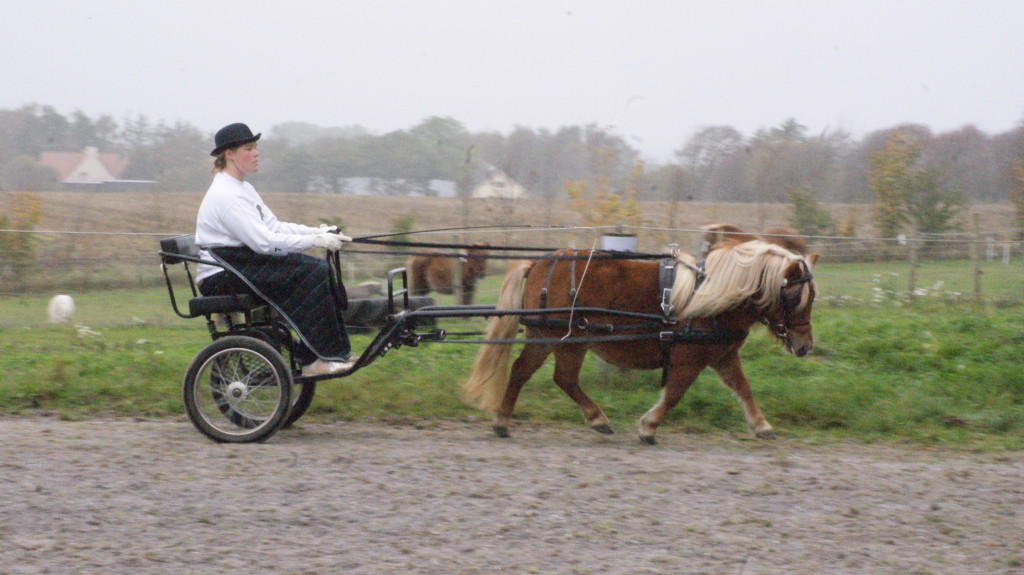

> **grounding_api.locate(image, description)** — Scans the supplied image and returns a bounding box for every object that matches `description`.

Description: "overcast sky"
[2,0,1022,162]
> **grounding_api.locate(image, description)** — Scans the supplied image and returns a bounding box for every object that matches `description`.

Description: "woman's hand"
[312,232,346,251]
[317,224,352,242]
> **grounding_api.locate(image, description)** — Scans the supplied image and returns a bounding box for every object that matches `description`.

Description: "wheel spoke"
[183,339,291,442]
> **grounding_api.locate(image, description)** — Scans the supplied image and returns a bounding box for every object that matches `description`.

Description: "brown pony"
[406,244,489,305]
[700,223,808,255]
[463,240,819,444]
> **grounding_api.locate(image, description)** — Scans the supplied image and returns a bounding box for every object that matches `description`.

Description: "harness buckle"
[660,287,674,317]
[658,331,676,342]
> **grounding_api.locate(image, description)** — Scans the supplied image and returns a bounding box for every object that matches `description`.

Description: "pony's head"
[671,240,819,357]
[760,252,818,357]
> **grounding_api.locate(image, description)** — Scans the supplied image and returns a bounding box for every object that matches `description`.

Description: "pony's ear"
[805,253,820,267]
[784,261,803,281]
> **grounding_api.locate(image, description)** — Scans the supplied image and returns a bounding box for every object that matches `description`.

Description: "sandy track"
[1,418,1022,575]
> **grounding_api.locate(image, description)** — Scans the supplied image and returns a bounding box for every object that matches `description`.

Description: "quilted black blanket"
[210,247,351,361]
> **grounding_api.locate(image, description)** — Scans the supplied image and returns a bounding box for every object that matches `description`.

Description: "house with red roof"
[38,147,150,191]
[39,147,127,182]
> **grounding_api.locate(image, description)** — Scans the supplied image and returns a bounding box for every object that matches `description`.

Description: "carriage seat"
[159,234,265,319]
[159,234,201,265]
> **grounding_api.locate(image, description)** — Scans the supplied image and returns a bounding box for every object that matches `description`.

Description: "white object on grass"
[47,294,75,324]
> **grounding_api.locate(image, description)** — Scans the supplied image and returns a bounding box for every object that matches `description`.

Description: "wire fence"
[1,224,1022,329]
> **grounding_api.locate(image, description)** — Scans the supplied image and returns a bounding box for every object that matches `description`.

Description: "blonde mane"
[669,240,804,319]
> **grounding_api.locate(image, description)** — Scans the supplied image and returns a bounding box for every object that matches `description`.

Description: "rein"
[353,224,554,241]
[349,237,669,260]
[349,225,670,259]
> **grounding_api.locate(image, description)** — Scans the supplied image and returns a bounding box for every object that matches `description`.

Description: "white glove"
[312,232,344,251]
[317,224,352,242]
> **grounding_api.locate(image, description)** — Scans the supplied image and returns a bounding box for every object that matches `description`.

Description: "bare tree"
[675,126,743,201]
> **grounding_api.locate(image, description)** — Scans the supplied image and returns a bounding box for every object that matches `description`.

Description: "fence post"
[971,213,982,301]
[907,232,919,299]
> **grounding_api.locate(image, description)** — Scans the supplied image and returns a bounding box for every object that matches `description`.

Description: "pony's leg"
[637,363,703,444]
[713,351,775,439]
[408,263,428,297]
[493,343,553,437]
[551,345,613,434]
[459,284,475,306]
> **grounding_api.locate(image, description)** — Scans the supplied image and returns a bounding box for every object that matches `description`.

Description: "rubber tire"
[282,380,316,428]
[183,336,292,443]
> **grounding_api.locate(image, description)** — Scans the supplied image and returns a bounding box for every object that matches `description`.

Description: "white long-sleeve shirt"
[195,171,318,283]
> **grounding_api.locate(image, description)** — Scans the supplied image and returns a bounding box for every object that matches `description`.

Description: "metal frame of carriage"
[159,233,695,443]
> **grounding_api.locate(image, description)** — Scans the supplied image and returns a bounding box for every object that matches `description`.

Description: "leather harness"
[519,253,750,385]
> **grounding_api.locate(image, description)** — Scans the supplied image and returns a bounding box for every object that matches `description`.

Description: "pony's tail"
[462,260,530,413]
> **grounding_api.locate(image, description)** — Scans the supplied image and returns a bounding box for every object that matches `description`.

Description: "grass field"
[813,258,1024,304]
[1,278,1022,449]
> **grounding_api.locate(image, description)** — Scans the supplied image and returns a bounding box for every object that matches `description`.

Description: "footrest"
[344,296,436,332]
[188,294,258,316]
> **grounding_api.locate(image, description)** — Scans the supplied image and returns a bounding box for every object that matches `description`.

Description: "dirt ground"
[1,417,1022,575]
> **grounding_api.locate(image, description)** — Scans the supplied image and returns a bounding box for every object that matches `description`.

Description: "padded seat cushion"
[188,294,257,316]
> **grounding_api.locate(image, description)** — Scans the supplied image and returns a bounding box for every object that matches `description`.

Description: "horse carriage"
[158,227,818,445]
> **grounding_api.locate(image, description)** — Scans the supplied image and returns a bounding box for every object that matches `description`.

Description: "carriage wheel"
[244,325,315,428]
[282,380,316,428]
[183,336,291,443]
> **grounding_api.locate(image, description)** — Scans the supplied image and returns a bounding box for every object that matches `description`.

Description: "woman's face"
[227,142,259,175]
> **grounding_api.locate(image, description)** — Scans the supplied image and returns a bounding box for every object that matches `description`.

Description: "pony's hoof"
[639,435,658,445]
[591,423,615,435]
[493,426,510,438]
[755,429,777,440]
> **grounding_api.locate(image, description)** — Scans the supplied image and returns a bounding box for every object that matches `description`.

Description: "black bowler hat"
[210,123,261,156]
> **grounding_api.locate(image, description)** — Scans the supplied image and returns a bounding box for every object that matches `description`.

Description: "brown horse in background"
[463,240,818,444]
[406,244,489,305]
[700,223,808,255]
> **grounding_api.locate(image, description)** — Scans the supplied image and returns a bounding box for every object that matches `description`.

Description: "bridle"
[762,259,814,340]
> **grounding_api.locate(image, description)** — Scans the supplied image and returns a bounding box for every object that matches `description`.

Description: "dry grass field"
[10,189,1015,244]
[0,189,1015,298]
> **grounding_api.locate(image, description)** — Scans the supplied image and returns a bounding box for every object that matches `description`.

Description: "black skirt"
[209,247,351,361]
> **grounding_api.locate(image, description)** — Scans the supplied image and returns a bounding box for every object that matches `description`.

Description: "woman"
[195,123,355,376]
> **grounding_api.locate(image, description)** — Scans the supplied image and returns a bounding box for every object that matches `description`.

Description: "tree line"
[1,104,1023,238]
